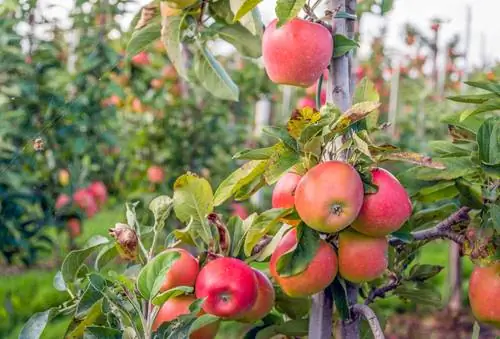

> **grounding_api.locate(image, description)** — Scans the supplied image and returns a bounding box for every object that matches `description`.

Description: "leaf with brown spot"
[136,3,159,30]
[448,125,476,141]
[378,152,446,169]
[330,101,381,133]
[287,107,321,139]
[368,144,400,155]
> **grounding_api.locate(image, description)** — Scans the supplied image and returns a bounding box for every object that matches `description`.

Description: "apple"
[58,169,70,186]
[162,65,178,81]
[55,194,71,210]
[131,51,150,66]
[151,78,164,89]
[159,248,199,292]
[270,228,337,297]
[73,188,98,218]
[66,218,81,238]
[88,181,108,207]
[195,257,257,319]
[351,168,412,237]
[147,165,165,184]
[338,229,388,283]
[272,172,302,226]
[152,295,220,338]
[131,97,144,113]
[239,269,275,322]
[294,161,364,233]
[468,263,500,327]
[230,203,248,219]
[296,97,316,109]
[263,18,333,87]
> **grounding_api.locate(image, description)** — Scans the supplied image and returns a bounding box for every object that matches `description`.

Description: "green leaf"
[84,326,121,339]
[255,319,308,339]
[488,204,500,232]
[226,215,247,257]
[407,264,444,281]
[393,283,441,307]
[173,173,214,244]
[332,277,349,320]
[161,15,187,79]
[447,93,498,104]
[330,101,381,133]
[353,77,380,130]
[53,271,66,292]
[406,157,477,181]
[231,0,263,23]
[219,24,262,58]
[127,16,161,57]
[455,178,483,209]
[428,140,476,157]
[276,225,320,277]
[61,236,108,284]
[149,195,174,232]
[255,224,292,261]
[213,160,267,206]
[263,126,298,151]
[233,146,276,160]
[333,35,359,58]
[76,274,106,318]
[465,81,500,93]
[244,208,290,257]
[136,250,181,300]
[152,286,194,306]
[66,301,103,338]
[230,0,263,35]
[409,203,458,228]
[275,0,307,27]
[19,309,52,339]
[274,288,311,319]
[470,98,500,115]
[477,117,500,165]
[441,112,483,134]
[95,243,118,270]
[381,0,394,13]
[194,44,239,101]
[189,314,220,335]
[264,144,301,185]
[414,181,459,203]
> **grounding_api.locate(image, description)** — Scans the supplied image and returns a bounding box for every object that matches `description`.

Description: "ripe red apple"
[296,97,316,109]
[294,161,364,233]
[262,18,333,87]
[272,172,302,226]
[131,51,150,66]
[239,269,275,322]
[351,168,412,237]
[338,229,388,283]
[468,263,500,327]
[88,181,108,207]
[55,194,71,210]
[159,248,199,292]
[270,228,337,297]
[66,218,81,238]
[73,188,98,218]
[152,295,220,338]
[195,257,257,319]
[147,165,165,184]
[230,203,248,219]
[151,78,164,89]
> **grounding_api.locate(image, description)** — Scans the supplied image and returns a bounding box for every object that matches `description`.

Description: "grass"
[0,205,477,338]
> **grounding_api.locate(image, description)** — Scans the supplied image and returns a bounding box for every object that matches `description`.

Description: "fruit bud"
[109,223,138,261]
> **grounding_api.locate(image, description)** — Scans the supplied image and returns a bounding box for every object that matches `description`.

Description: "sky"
[35,0,500,69]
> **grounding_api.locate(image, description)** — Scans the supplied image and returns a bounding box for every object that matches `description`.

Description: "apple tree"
[20,0,499,338]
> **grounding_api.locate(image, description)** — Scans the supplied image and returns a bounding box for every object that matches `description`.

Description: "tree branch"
[351,304,385,339]
[389,206,471,247]
[364,279,400,305]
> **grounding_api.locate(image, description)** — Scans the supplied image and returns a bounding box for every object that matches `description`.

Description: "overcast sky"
[36,0,500,69]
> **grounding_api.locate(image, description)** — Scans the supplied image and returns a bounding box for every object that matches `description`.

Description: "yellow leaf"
[287,107,321,139]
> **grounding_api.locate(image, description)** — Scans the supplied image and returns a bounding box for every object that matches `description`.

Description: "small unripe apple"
[239,269,275,322]
[270,229,337,297]
[263,18,333,87]
[468,263,500,327]
[58,169,70,186]
[159,248,199,292]
[338,229,388,283]
[152,295,220,338]
[294,161,364,233]
[351,168,412,237]
[147,165,165,184]
[195,257,258,319]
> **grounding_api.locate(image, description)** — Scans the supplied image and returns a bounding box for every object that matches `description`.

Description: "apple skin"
[296,97,316,109]
[270,229,338,297]
[147,165,165,183]
[73,189,98,218]
[263,18,333,87]
[88,181,108,207]
[468,263,500,327]
[66,218,81,238]
[338,229,388,283]
[272,172,302,226]
[230,203,249,219]
[239,269,275,322]
[152,295,220,338]
[55,194,71,210]
[351,168,412,237]
[58,169,70,186]
[294,161,364,233]
[159,248,199,292]
[195,257,258,319]
[131,51,150,66]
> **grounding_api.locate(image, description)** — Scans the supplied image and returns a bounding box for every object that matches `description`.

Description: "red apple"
[88,181,108,207]
[147,165,165,184]
[270,228,337,297]
[159,248,199,292]
[263,18,333,87]
[152,295,220,338]
[55,194,71,210]
[73,188,98,218]
[162,65,178,80]
[296,97,316,109]
[151,78,164,89]
[195,257,258,319]
[468,263,500,327]
[272,172,302,209]
[294,161,364,233]
[240,269,275,322]
[131,51,150,66]
[230,203,248,219]
[351,168,412,237]
[67,218,81,238]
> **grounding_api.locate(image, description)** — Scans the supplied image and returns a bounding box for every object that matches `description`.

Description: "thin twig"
[364,279,400,305]
[352,304,385,339]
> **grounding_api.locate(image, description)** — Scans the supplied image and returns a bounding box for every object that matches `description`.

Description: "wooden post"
[388,58,400,139]
[309,0,356,338]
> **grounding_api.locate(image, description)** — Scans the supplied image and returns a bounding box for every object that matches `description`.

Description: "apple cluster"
[271,161,412,296]
[153,249,275,337]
